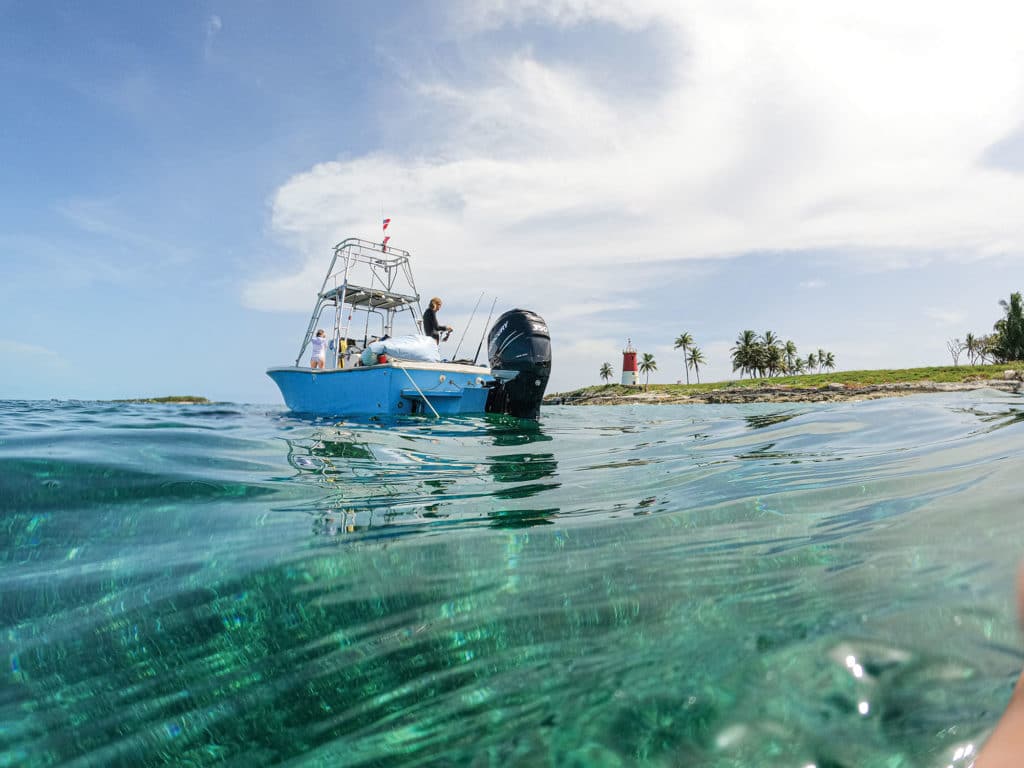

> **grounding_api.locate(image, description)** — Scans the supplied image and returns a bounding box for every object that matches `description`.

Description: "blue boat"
[267,238,551,419]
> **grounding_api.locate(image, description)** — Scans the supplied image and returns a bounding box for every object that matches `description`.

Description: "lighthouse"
[622,339,638,386]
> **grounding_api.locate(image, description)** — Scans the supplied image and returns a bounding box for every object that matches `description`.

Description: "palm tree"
[783,340,799,375]
[674,332,694,384]
[599,362,613,384]
[806,352,818,372]
[687,347,706,384]
[964,333,979,365]
[994,292,1024,361]
[638,352,657,391]
[758,331,782,378]
[817,348,827,373]
[731,330,758,379]
[765,344,785,377]
[823,352,836,372]
[749,344,768,379]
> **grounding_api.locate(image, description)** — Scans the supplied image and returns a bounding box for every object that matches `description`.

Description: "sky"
[3,1,1024,403]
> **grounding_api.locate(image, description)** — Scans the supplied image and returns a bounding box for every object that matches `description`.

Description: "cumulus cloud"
[247,1,1024,388]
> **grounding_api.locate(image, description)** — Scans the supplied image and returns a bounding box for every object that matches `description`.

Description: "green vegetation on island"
[577,291,1024,404]
[600,329,833,391]
[564,363,1024,399]
[729,330,834,378]
[111,395,212,404]
[553,363,1024,405]
[948,291,1024,365]
[638,352,657,390]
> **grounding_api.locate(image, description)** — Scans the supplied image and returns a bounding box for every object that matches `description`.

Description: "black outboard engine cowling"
[485,309,551,420]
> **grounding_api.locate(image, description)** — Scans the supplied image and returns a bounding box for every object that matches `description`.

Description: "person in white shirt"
[309,329,327,369]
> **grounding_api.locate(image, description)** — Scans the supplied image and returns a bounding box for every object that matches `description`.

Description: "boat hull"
[266,361,493,417]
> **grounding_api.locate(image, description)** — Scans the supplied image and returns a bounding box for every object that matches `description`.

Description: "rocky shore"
[547,376,1024,406]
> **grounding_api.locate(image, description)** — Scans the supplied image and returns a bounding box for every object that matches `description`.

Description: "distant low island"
[566,291,1024,405]
[110,396,212,404]
[547,365,1024,405]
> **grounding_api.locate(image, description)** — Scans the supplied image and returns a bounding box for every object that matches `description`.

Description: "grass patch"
[554,364,1024,399]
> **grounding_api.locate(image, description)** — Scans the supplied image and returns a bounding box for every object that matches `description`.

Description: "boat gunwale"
[266,361,492,376]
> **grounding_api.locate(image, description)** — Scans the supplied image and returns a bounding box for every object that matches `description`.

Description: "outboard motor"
[485,309,551,420]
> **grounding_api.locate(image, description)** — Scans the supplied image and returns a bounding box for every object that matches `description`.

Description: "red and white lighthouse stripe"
[622,339,638,386]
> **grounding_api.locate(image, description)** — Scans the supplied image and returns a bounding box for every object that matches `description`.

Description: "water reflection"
[954,405,1024,434]
[743,411,801,430]
[287,416,561,536]
[490,453,558,485]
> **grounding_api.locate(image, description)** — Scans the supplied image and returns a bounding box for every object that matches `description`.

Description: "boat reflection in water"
[282,415,559,536]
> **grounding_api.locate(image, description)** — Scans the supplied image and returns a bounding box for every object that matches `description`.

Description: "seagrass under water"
[2,392,1023,767]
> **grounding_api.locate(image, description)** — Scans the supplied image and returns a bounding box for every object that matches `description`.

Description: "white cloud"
[925,308,967,327]
[0,340,69,370]
[799,279,826,289]
[57,197,194,270]
[448,0,660,34]
[246,2,1024,390]
[205,15,223,59]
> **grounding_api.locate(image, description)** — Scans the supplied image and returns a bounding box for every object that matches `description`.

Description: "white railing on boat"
[295,238,423,368]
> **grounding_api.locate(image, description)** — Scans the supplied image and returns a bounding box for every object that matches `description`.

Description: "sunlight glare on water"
[1,392,1023,766]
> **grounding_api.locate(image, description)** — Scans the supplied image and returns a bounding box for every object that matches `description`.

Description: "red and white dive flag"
[382,217,392,250]
[382,235,391,250]
[382,218,391,231]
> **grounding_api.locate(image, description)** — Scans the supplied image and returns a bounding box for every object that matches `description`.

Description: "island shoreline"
[546,379,1023,406]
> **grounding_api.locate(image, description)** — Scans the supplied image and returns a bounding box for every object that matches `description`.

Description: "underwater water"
[2,392,1024,767]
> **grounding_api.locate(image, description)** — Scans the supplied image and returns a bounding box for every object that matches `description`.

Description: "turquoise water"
[2,392,1023,767]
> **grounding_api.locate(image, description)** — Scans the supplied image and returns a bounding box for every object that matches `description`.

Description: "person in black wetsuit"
[422,296,452,344]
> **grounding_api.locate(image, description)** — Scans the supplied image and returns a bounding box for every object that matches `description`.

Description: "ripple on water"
[1,393,1023,766]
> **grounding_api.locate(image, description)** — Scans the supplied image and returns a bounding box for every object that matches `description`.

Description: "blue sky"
[3,2,1024,403]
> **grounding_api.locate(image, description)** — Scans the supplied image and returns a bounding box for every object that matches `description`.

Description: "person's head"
[316,329,325,337]
[430,297,442,310]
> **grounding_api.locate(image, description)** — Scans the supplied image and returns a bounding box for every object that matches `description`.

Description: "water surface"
[2,392,1023,766]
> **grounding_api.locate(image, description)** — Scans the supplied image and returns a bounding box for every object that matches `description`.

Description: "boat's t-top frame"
[295,237,423,367]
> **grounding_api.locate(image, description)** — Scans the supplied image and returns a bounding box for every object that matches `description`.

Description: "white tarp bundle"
[360,334,441,366]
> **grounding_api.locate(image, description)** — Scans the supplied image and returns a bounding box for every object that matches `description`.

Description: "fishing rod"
[473,297,499,365]
[453,291,484,359]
